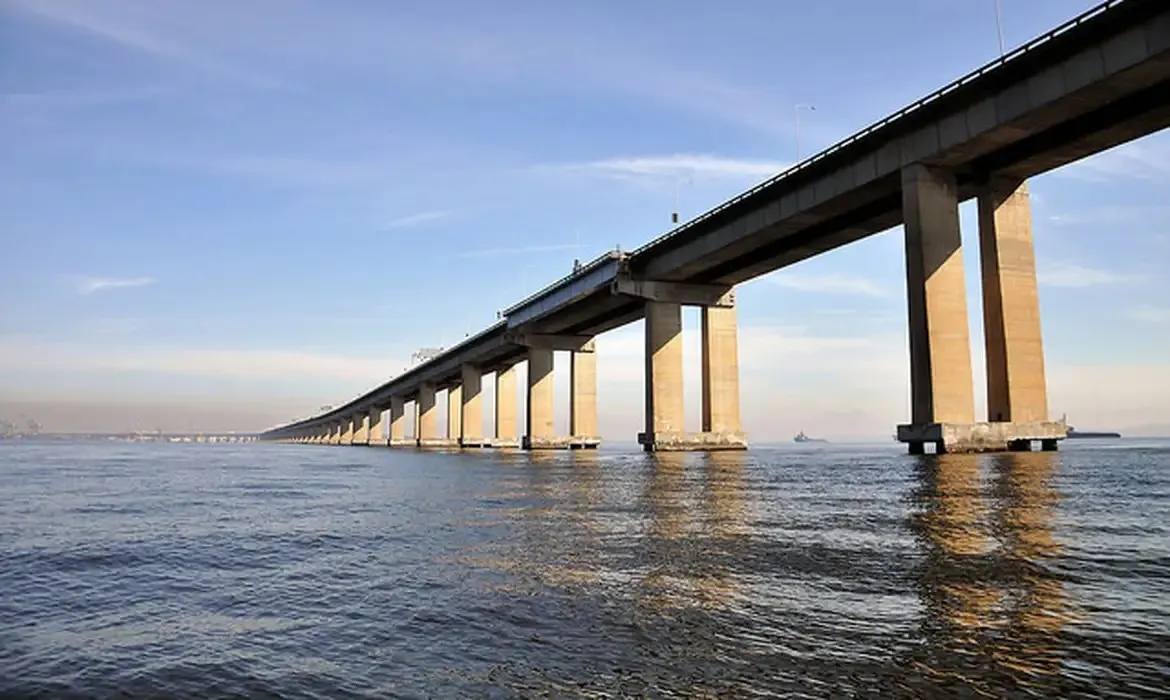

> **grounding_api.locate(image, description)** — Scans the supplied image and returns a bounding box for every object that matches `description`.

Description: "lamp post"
[795,103,816,161]
[994,0,1006,56]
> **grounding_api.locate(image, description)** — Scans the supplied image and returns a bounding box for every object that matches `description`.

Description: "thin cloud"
[1037,263,1137,288]
[770,273,889,297]
[1055,137,1170,183]
[384,210,452,230]
[1126,305,1170,325]
[552,154,787,182]
[71,275,156,295]
[458,243,579,259]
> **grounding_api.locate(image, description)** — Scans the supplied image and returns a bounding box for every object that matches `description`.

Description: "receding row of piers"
[275,164,1066,456]
[278,293,748,452]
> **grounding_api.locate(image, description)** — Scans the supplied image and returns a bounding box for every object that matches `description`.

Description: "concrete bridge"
[260,0,1170,454]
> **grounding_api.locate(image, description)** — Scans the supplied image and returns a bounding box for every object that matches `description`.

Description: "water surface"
[2,440,1168,698]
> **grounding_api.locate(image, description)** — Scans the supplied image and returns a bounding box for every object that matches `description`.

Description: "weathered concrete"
[446,385,462,442]
[701,302,745,446]
[368,407,383,445]
[495,364,518,445]
[569,348,599,446]
[897,420,1068,454]
[524,436,603,450]
[637,430,749,451]
[460,364,488,447]
[417,384,438,445]
[978,177,1051,424]
[902,163,976,427]
[524,348,555,449]
[352,412,369,445]
[643,301,686,450]
[330,423,342,445]
[388,396,406,445]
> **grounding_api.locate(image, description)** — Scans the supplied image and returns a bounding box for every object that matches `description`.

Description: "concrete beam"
[504,331,595,352]
[612,277,735,307]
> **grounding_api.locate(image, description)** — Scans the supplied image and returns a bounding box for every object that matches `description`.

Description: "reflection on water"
[905,452,1075,695]
[2,442,1167,698]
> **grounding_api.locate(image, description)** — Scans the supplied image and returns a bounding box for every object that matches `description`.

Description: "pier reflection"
[906,451,1072,694]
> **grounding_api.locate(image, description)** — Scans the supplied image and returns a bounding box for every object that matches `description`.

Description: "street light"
[994,0,1006,56]
[795,103,817,161]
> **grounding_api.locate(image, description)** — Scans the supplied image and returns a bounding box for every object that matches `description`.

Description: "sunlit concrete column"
[640,301,686,450]
[978,178,1051,425]
[569,348,597,441]
[352,412,369,445]
[523,348,556,449]
[330,422,342,445]
[389,396,408,446]
[701,302,745,442]
[340,416,355,445]
[898,163,975,454]
[460,364,487,447]
[417,383,440,446]
[368,407,383,446]
[494,363,519,447]
[447,384,462,441]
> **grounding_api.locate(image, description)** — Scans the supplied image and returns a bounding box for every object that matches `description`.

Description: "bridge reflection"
[904,451,1073,694]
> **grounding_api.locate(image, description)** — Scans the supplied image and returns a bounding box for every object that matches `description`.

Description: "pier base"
[897,421,1067,454]
[387,438,414,448]
[458,438,492,448]
[522,435,602,450]
[417,438,461,449]
[638,430,748,452]
[489,438,521,449]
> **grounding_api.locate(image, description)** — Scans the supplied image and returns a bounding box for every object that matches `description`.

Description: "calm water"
[2,440,1168,698]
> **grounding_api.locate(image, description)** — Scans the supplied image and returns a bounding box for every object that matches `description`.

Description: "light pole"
[795,103,816,161]
[994,0,1006,56]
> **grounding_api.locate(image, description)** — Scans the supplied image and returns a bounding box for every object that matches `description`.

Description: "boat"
[794,430,827,444]
[1061,413,1121,439]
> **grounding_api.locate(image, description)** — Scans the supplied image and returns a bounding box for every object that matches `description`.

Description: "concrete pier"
[460,364,490,448]
[638,298,746,451]
[569,349,600,448]
[417,383,449,448]
[522,348,558,449]
[368,407,383,445]
[898,169,1064,454]
[352,412,368,445]
[493,364,519,448]
[388,396,410,446]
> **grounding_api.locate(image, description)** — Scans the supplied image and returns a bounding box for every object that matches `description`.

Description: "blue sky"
[1,0,1168,437]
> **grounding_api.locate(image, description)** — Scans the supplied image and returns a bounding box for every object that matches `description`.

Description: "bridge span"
[261,0,1170,454]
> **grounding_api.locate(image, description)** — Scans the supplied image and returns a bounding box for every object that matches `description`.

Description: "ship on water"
[1062,413,1121,439]
[794,430,827,444]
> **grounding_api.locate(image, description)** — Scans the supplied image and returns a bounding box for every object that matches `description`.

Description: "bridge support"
[367,407,383,445]
[352,412,368,445]
[569,348,599,446]
[896,167,1065,454]
[460,364,490,448]
[493,363,520,447]
[636,296,746,452]
[389,396,410,446]
[417,383,447,447]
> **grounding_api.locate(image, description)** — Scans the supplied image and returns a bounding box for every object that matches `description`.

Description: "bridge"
[260,0,1170,454]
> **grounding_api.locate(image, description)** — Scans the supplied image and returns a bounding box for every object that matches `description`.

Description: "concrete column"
[330,423,342,445]
[340,417,354,445]
[978,177,1049,423]
[447,384,463,440]
[368,407,383,444]
[461,364,484,446]
[417,384,438,442]
[701,303,741,434]
[352,412,369,445]
[495,364,518,444]
[525,348,555,443]
[389,396,406,444]
[644,301,686,440]
[569,349,597,438]
[902,163,975,426]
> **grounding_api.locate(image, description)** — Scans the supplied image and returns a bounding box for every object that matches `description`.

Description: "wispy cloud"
[1055,137,1170,183]
[770,273,889,297]
[384,210,452,230]
[1037,263,1137,288]
[556,154,787,183]
[458,244,579,259]
[1125,305,1170,325]
[71,275,156,295]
